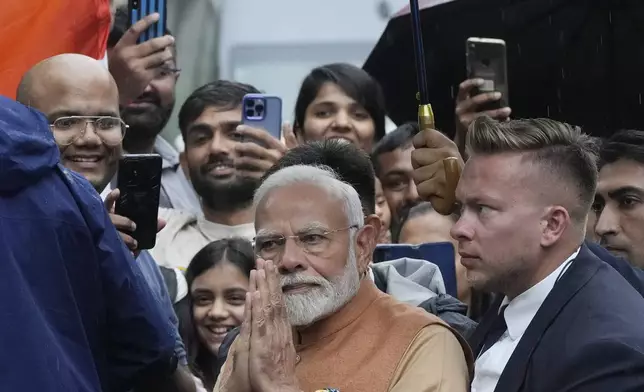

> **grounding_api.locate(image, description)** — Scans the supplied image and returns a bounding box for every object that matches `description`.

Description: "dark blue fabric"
[469,245,644,392]
[0,96,175,392]
[585,240,644,297]
[136,250,187,366]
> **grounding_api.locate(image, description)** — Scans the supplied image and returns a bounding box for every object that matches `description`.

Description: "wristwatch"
[315,389,339,392]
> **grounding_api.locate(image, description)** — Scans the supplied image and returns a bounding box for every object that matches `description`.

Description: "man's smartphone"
[129,0,167,44]
[115,154,162,250]
[241,94,283,141]
[373,242,458,297]
[466,37,509,111]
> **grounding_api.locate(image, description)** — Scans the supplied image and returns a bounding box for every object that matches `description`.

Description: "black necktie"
[480,305,508,355]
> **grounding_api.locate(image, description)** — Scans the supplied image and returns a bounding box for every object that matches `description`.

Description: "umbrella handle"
[418,103,461,215]
[440,157,461,215]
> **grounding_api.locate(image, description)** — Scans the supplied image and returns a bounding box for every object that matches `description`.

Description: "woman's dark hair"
[293,63,386,143]
[175,238,254,390]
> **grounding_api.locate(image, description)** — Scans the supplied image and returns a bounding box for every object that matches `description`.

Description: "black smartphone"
[129,0,167,44]
[115,154,162,250]
[466,37,509,111]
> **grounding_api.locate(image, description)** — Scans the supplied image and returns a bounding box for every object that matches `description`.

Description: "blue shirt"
[137,250,188,366]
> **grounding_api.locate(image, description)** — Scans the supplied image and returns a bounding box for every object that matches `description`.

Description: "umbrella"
[364,0,644,137]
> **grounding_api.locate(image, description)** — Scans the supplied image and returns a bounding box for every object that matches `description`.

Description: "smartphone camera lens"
[255,104,264,114]
[246,109,255,117]
[245,99,255,107]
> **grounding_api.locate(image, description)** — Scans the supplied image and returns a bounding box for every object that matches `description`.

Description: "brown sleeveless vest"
[293,279,468,391]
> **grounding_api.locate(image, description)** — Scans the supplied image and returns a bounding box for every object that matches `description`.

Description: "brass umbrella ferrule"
[418,103,435,132]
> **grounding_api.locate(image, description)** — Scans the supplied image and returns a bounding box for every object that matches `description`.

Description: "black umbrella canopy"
[364,0,644,138]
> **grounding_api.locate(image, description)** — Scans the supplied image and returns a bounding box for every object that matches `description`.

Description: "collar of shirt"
[153,136,180,169]
[500,247,581,340]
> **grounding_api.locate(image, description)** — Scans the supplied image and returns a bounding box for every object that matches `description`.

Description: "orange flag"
[0,0,111,99]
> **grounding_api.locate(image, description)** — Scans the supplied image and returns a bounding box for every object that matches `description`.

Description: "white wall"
[218,0,406,130]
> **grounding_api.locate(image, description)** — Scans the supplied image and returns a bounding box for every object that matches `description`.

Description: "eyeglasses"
[254,225,359,260]
[50,116,128,146]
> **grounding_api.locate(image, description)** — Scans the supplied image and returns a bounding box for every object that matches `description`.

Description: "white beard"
[280,243,361,327]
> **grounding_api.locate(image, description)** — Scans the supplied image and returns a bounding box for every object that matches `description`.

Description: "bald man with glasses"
[17,53,198,392]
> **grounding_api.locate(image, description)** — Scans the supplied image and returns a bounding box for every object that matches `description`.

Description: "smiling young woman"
[292,63,386,153]
[176,237,254,390]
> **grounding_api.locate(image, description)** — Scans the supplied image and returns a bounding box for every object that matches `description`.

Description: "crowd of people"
[3,3,644,392]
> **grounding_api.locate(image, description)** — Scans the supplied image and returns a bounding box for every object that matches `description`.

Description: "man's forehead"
[457,153,530,199]
[43,85,119,114]
[256,183,346,230]
[193,106,241,126]
[598,159,644,193]
[379,145,414,174]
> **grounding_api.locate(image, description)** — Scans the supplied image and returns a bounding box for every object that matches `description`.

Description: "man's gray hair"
[254,164,364,228]
[466,116,598,224]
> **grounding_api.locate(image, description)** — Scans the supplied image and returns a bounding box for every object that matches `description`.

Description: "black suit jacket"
[468,244,644,392]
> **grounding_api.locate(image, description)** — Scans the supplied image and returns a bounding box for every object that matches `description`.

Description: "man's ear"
[541,206,570,247]
[355,214,381,274]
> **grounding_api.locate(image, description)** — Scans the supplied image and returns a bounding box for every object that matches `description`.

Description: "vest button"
[296,355,301,364]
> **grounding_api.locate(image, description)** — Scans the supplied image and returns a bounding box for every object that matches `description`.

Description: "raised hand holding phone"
[456,38,512,157]
[108,11,175,105]
[104,188,139,252]
[233,94,287,179]
[233,125,287,178]
[115,154,163,250]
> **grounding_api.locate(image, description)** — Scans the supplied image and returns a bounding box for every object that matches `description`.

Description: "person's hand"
[234,125,287,179]
[411,129,464,216]
[248,259,300,392]
[219,290,252,392]
[281,122,299,150]
[104,188,167,257]
[454,78,511,157]
[108,12,175,105]
[105,188,139,252]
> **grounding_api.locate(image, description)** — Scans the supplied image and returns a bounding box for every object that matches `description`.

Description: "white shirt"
[148,208,255,270]
[471,247,581,392]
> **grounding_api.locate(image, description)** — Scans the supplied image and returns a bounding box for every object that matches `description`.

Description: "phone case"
[115,154,162,250]
[373,242,458,297]
[129,0,167,44]
[241,94,283,141]
[466,37,509,110]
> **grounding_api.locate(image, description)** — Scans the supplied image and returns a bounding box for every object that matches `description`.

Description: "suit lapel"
[493,245,602,392]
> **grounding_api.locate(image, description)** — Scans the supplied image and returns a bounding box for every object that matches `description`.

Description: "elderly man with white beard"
[213,165,472,392]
